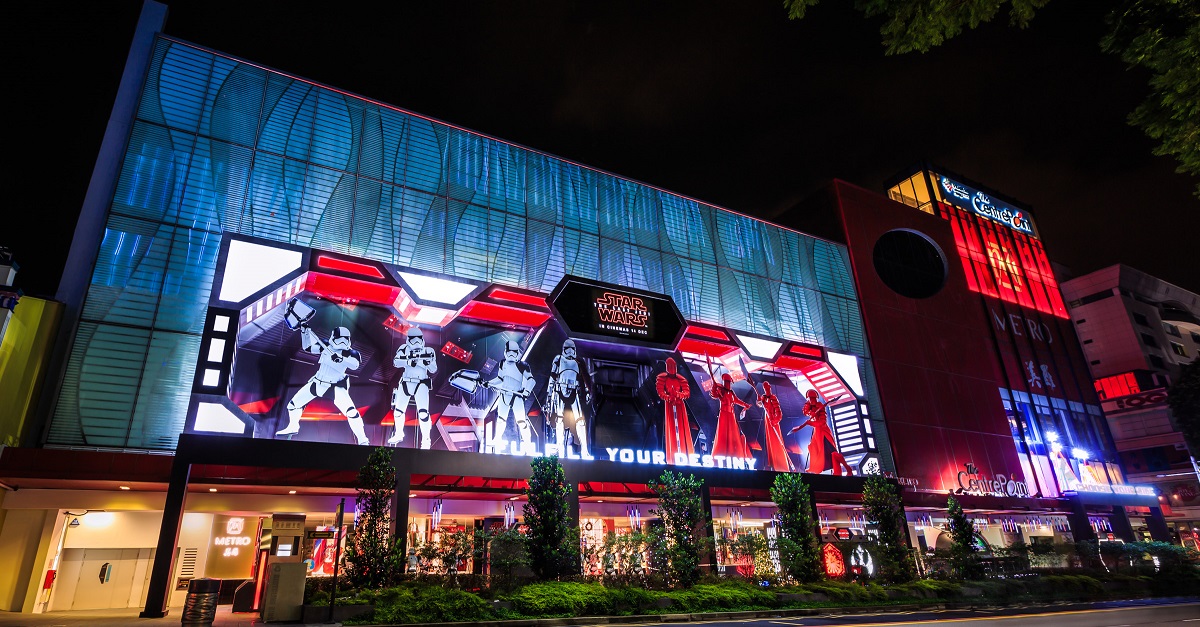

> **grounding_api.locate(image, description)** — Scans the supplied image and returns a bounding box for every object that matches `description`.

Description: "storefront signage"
[940,177,1034,236]
[990,308,1054,345]
[1101,389,1168,416]
[1071,483,1157,497]
[957,462,1030,497]
[604,447,757,470]
[205,515,259,579]
[549,277,686,349]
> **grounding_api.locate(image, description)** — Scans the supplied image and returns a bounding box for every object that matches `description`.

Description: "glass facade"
[49,37,870,450]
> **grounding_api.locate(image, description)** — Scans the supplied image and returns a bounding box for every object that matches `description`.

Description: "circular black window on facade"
[872,230,947,299]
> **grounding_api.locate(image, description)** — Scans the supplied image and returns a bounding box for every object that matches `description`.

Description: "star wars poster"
[202,238,871,475]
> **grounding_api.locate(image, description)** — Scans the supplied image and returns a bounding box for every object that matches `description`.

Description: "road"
[628,600,1200,627]
[0,599,1194,627]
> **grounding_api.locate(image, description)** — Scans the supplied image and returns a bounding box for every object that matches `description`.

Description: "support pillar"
[392,472,411,552]
[1066,498,1097,543]
[1147,506,1173,543]
[140,457,191,618]
[1110,506,1136,542]
[701,486,717,572]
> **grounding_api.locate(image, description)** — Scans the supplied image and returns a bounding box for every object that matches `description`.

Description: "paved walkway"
[0,606,327,626]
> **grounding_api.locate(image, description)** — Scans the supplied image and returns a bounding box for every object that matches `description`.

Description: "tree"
[862,474,916,582]
[770,473,822,582]
[1167,358,1200,454]
[478,526,528,591]
[946,496,982,579]
[649,470,710,588]
[523,455,579,580]
[344,447,401,589]
[1101,1,1200,195]
[783,0,1200,196]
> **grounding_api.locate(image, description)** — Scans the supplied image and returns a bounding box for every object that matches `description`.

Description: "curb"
[355,596,1200,627]
[379,603,942,627]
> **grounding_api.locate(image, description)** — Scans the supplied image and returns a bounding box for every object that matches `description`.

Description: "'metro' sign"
[939,176,1035,237]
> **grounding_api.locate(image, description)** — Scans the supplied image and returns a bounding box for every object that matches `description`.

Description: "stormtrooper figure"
[388,327,438,448]
[483,340,537,455]
[547,339,592,459]
[276,324,369,445]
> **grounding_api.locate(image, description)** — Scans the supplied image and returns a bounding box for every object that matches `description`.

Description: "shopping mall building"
[0,1,1168,618]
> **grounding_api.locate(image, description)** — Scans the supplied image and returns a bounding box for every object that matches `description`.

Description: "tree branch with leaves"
[784,0,1200,196]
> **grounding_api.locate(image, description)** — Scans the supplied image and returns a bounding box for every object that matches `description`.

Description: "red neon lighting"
[677,337,737,358]
[316,255,385,279]
[459,301,552,328]
[305,273,400,306]
[822,543,846,578]
[685,325,730,341]
[1094,372,1141,400]
[489,288,548,309]
[238,398,278,414]
[945,205,1068,319]
[772,355,820,372]
[788,344,824,358]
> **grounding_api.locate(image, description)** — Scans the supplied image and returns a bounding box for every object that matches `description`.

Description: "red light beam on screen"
[316,255,386,279]
[458,301,552,328]
[489,288,549,309]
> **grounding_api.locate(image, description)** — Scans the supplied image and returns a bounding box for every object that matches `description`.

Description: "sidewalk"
[0,606,300,627]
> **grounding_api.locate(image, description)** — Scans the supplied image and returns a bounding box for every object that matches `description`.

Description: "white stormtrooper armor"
[547,339,592,459]
[277,325,369,445]
[388,326,438,448]
[484,340,537,455]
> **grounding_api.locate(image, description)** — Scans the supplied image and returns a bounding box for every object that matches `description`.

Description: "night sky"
[9,1,1197,300]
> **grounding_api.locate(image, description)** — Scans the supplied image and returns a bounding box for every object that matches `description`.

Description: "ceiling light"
[119,486,131,490]
[288,490,297,495]
[409,493,417,498]
[209,488,218,492]
[507,496,520,501]
[596,500,604,503]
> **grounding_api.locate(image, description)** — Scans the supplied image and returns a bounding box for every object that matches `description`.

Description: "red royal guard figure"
[758,381,794,472]
[656,357,694,461]
[710,373,752,459]
[800,390,854,475]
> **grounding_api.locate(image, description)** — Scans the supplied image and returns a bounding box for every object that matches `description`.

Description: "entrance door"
[69,549,140,610]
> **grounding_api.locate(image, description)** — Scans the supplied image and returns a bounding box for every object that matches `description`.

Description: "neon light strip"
[489,288,549,309]
[685,326,730,341]
[316,255,385,279]
[458,301,552,328]
[788,344,823,358]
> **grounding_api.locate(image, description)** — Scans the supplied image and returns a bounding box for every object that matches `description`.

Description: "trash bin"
[181,578,221,626]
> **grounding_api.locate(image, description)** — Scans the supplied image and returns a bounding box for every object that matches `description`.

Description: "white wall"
[62,511,163,550]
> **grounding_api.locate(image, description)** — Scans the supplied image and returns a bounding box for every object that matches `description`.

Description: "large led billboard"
[186,236,880,475]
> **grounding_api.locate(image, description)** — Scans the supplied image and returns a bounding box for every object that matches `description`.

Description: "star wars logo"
[594,292,650,335]
[957,462,1029,498]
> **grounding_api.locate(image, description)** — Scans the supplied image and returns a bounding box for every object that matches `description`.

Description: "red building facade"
[784,168,1166,548]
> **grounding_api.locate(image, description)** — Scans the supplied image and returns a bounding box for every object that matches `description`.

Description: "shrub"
[504,581,616,617]
[666,580,777,611]
[524,456,579,580]
[649,470,710,588]
[348,583,494,625]
[344,447,402,589]
[770,473,821,582]
[864,475,916,582]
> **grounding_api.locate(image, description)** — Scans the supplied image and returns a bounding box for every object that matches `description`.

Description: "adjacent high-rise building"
[1062,265,1200,549]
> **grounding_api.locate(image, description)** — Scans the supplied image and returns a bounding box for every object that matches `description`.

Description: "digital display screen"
[550,278,685,349]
